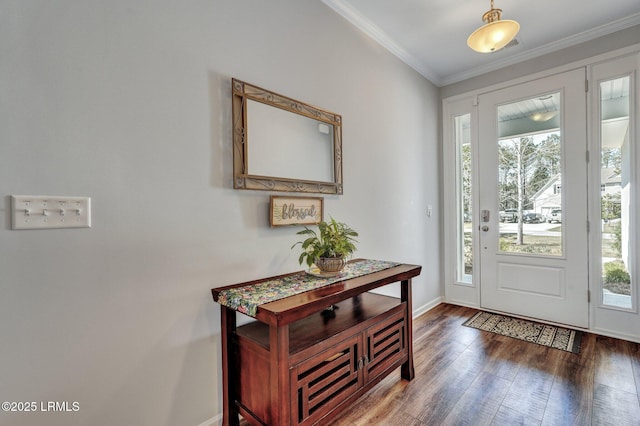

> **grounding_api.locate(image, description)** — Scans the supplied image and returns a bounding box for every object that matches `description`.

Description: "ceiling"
[322,0,640,87]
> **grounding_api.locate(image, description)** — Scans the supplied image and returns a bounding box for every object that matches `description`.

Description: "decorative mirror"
[232,78,343,194]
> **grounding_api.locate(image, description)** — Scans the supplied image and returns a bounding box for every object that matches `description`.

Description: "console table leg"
[400,278,415,380]
[221,306,240,426]
[269,324,291,426]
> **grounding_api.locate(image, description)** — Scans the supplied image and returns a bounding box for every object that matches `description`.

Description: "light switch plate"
[11,195,91,230]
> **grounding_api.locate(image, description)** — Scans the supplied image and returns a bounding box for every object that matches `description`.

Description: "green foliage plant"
[611,223,622,258]
[604,261,631,284]
[292,218,358,268]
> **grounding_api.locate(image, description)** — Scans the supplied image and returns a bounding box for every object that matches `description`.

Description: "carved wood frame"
[232,78,343,194]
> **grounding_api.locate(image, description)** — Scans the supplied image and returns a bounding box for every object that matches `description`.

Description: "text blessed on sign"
[270,196,324,227]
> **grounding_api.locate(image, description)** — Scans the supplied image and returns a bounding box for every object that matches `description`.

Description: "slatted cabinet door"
[289,303,409,426]
[363,304,407,383]
[290,335,362,425]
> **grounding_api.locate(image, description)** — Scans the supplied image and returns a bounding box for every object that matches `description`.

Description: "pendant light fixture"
[467,0,520,53]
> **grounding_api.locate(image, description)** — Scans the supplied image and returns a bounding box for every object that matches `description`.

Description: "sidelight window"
[454,114,473,283]
[599,75,633,309]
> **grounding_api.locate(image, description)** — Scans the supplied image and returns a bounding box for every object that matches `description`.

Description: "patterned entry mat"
[463,311,583,354]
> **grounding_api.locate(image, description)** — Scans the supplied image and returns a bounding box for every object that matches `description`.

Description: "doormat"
[463,311,583,354]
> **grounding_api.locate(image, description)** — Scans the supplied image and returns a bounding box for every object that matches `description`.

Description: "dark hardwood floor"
[327,303,640,426]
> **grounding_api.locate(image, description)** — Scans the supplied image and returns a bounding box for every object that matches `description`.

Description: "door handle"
[482,225,489,232]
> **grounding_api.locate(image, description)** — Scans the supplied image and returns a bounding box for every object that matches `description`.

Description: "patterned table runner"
[217,259,399,317]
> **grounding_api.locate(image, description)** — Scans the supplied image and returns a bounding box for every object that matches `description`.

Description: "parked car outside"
[499,209,518,222]
[546,209,562,223]
[523,212,544,223]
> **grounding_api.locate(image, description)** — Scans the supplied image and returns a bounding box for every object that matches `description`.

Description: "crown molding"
[322,0,442,84]
[323,0,640,87]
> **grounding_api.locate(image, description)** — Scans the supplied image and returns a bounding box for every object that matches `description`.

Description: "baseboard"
[196,414,221,426]
[589,326,640,344]
[442,298,479,309]
[412,296,442,318]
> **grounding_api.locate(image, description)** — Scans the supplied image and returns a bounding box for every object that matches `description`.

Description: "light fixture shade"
[530,111,558,122]
[467,19,520,53]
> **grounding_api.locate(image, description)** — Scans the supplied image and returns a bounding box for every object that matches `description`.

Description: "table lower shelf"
[236,292,401,355]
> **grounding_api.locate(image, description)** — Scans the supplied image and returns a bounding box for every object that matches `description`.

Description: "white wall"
[0,1,440,425]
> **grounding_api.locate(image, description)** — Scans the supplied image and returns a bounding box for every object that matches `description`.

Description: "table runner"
[217,259,399,317]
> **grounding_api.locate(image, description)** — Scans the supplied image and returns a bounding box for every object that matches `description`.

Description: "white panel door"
[478,68,589,328]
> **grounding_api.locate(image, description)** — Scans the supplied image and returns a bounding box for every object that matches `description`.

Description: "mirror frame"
[232,78,343,194]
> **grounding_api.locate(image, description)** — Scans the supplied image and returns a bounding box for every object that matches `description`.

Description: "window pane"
[497,93,563,256]
[455,114,472,283]
[600,76,632,309]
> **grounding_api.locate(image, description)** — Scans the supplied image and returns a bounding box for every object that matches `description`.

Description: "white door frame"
[588,53,640,341]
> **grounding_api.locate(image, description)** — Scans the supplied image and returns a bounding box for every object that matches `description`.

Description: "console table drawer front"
[291,336,361,425]
[365,304,407,380]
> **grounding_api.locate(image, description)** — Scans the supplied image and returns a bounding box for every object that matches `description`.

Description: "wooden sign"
[270,196,323,227]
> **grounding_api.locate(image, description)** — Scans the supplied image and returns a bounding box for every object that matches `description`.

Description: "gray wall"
[0,1,440,425]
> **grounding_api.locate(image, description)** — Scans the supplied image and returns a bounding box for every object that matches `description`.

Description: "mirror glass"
[232,79,343,194]
[247,100,334,182]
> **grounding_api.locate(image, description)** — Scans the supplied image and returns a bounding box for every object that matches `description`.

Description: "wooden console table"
[211,259,422,426]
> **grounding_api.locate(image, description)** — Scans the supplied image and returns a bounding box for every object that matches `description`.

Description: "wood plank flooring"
[327,304,640,426]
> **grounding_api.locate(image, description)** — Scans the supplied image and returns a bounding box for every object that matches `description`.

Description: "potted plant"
[292,218,358,273]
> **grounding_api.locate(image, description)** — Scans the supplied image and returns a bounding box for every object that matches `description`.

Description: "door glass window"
[455,114,473,283]
[496,93,563,256]
[599,76,632,309]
